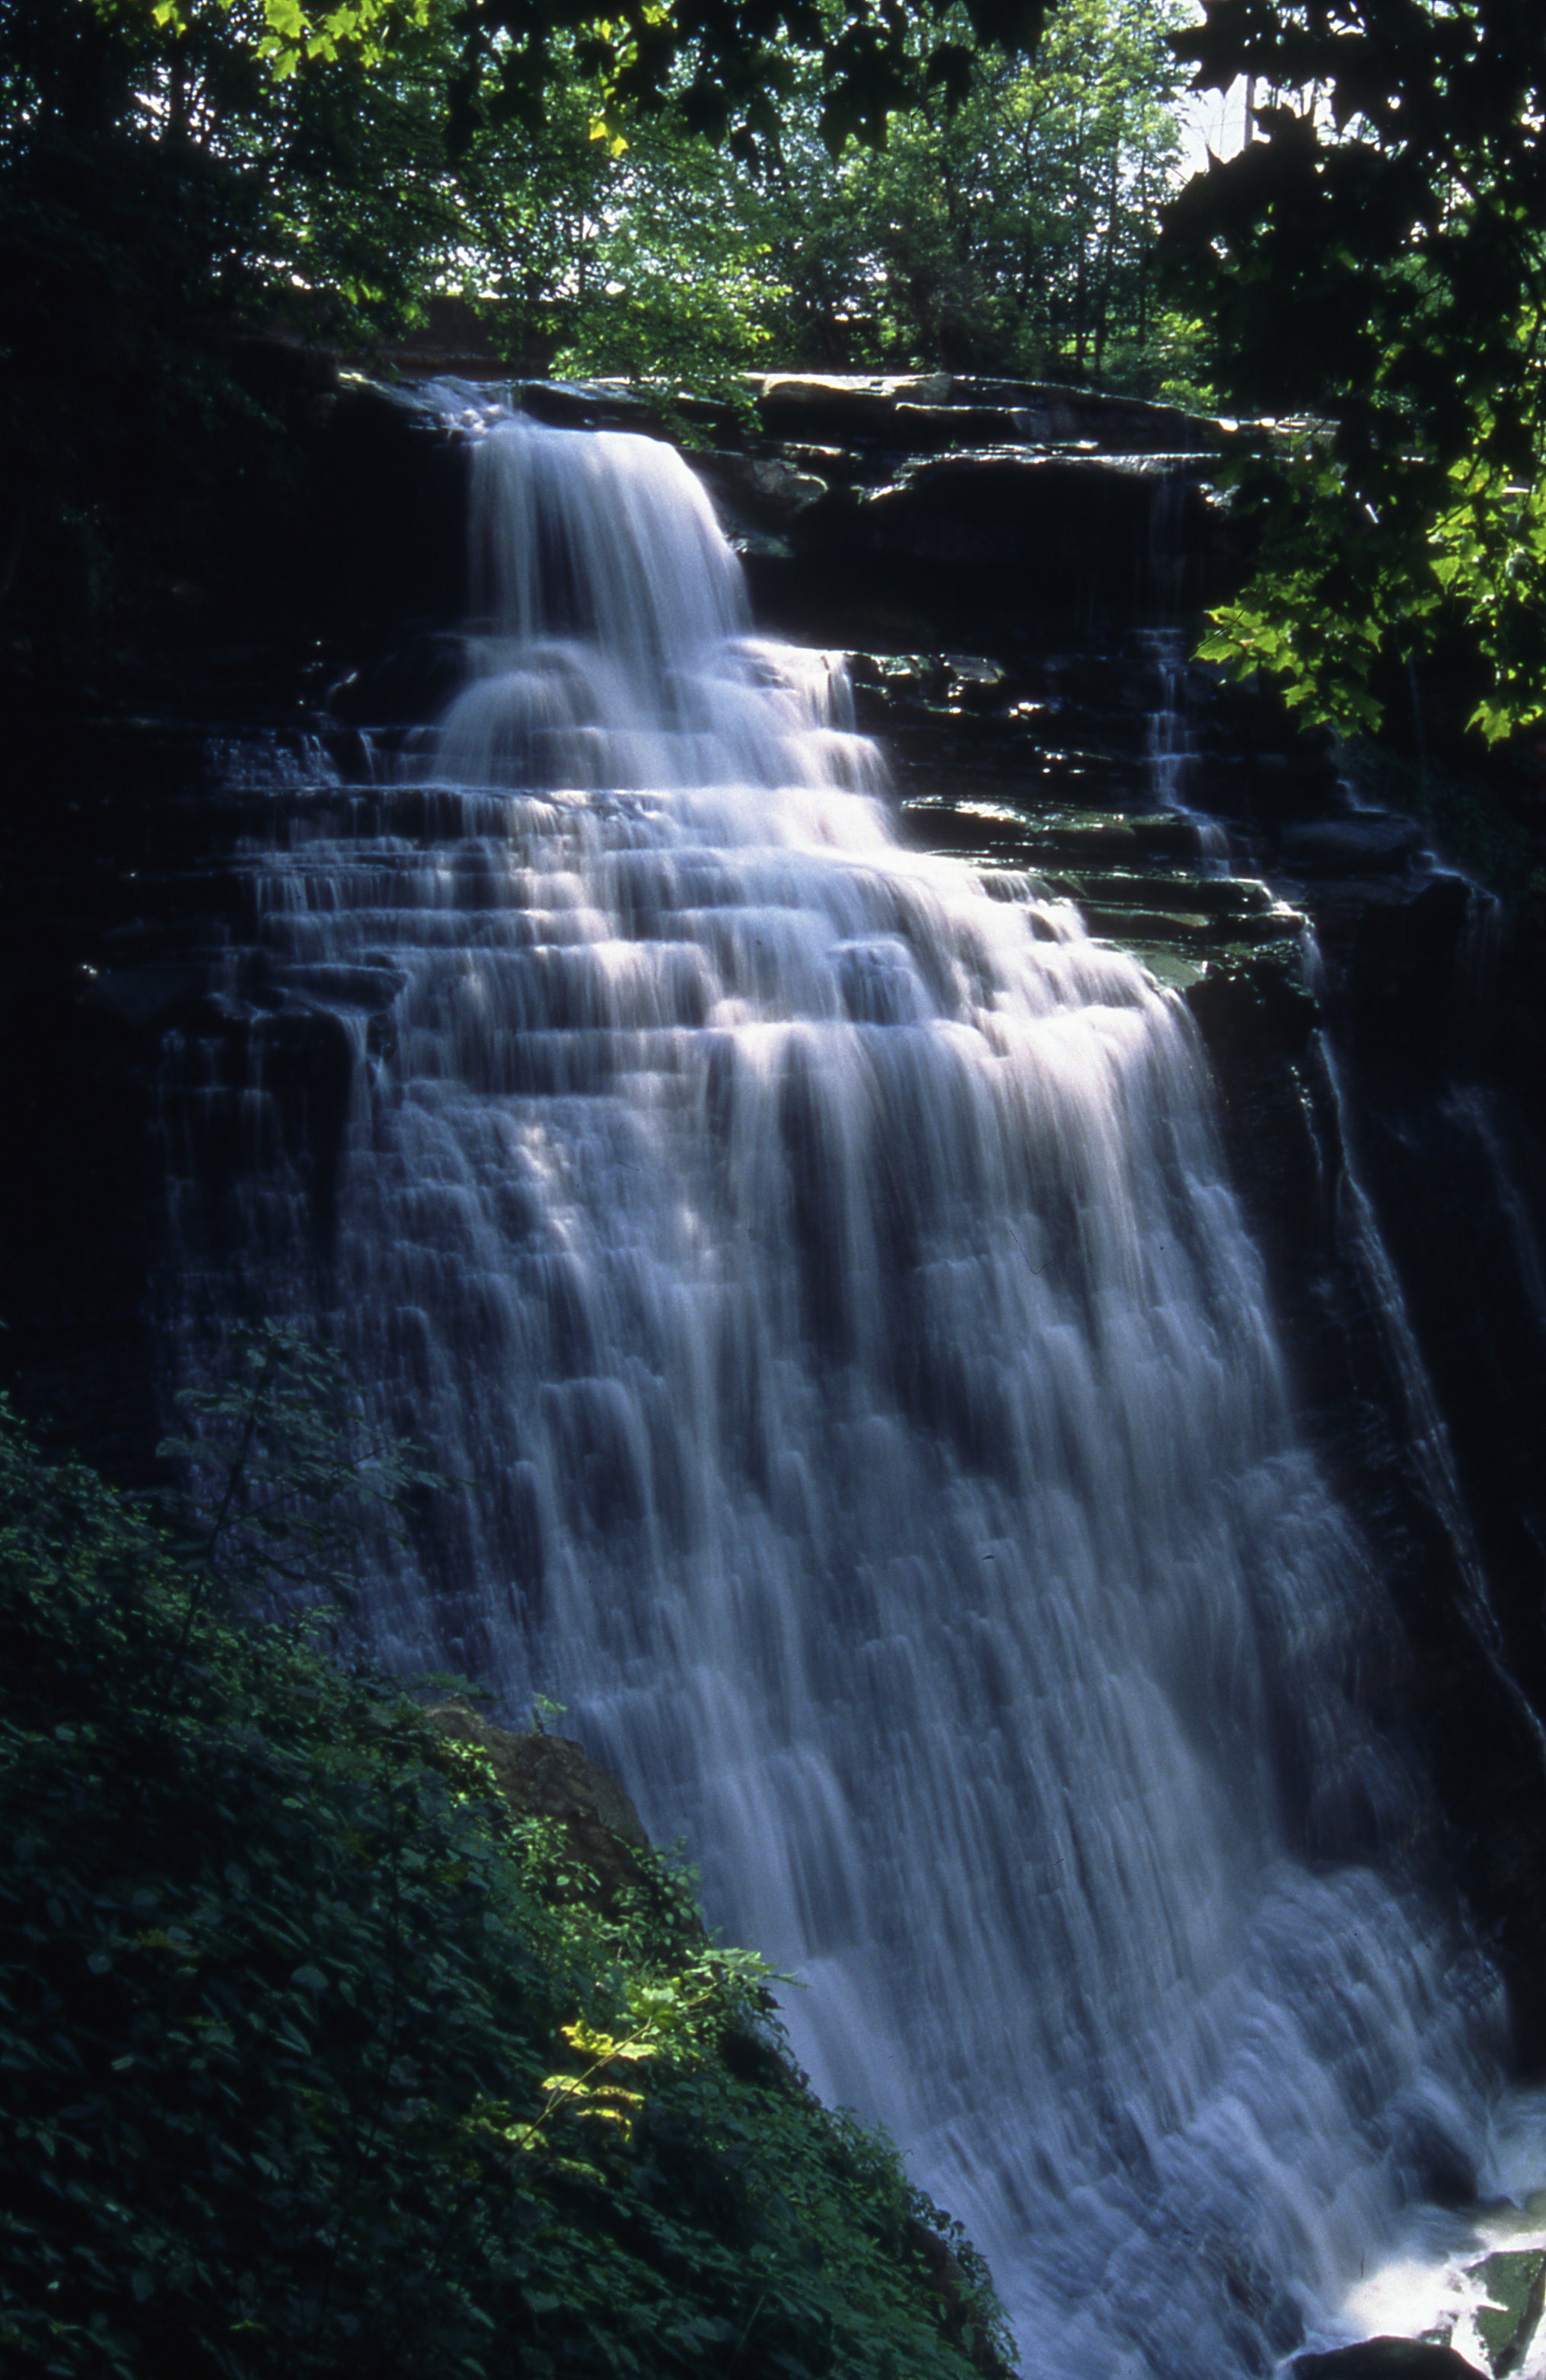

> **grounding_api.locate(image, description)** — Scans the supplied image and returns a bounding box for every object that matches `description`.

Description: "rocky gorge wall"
[5,355,1546,2069]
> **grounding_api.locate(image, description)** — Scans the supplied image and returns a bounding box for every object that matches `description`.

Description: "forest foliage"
[8,0,1546,741]
[0,0,1195,634]
[0,1365,1012,2378]
[464,0,1195,391]
[1165,0,1546,747]
[4,0,1194,378]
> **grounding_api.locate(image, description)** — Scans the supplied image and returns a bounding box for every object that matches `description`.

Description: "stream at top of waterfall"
[161,395,1546,2378]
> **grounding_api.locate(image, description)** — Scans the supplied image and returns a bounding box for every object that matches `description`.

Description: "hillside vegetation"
[0,1389,1011,2378]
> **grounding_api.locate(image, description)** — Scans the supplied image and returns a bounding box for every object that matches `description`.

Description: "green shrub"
[0,1394,1012,2378]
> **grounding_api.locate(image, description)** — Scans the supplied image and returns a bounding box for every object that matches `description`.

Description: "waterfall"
[166,410,1508,2376]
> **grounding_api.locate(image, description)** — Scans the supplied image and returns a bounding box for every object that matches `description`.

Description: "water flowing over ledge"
[164,407,1510,2375]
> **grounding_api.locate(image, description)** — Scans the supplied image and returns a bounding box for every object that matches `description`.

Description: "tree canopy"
[100,0,1060,154]
[875,0,1191,381]
[4,0,1210,641]
[507,0,1194,387]
[1163,1,1546,744]
[22,0,1546,757]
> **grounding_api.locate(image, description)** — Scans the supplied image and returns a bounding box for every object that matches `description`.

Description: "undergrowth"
[0,1387,1012,2378]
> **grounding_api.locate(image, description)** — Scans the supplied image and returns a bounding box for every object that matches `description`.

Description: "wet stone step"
[1081,904,1302,948]
[1017,706,1157,754]
[1196,905,1305,945]
[901,808,1051,865]
[1015,813,1205,859]
[1080,906,1218,943]
[892,755,1156,808]
[865,696,1175,761]
[900,799,1210,878]
[1050,871,1280,917]
[1277,813,1427,871]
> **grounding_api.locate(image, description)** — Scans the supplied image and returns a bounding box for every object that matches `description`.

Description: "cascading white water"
[175,411,1510,2375]
[1137,624,1230,862]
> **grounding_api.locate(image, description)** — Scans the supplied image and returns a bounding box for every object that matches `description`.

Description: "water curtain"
[175,410,1503,2375]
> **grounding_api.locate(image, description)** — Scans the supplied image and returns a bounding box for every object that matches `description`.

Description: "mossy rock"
[1471,2246,1546,2375]
[422,1698,660,1913]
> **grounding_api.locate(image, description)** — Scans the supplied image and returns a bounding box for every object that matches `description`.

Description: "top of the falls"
[439,412,881,798]
[471,416,749,668]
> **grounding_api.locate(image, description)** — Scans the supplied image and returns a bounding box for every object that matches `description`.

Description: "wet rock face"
[1232,779,1546,2063]
[310,380,471,635]
[853,449,1214,583]
[747,371,1226,457]
[699,450,1227,638]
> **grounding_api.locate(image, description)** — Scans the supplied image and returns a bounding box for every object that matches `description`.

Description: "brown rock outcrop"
[422,1700,655,1907]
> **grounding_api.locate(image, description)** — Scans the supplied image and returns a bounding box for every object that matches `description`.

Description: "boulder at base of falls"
[1293,2340,1484,2378]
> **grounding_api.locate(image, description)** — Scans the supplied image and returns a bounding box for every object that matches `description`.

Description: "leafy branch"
[127,0,432,75]
[508,1948,785,2152]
